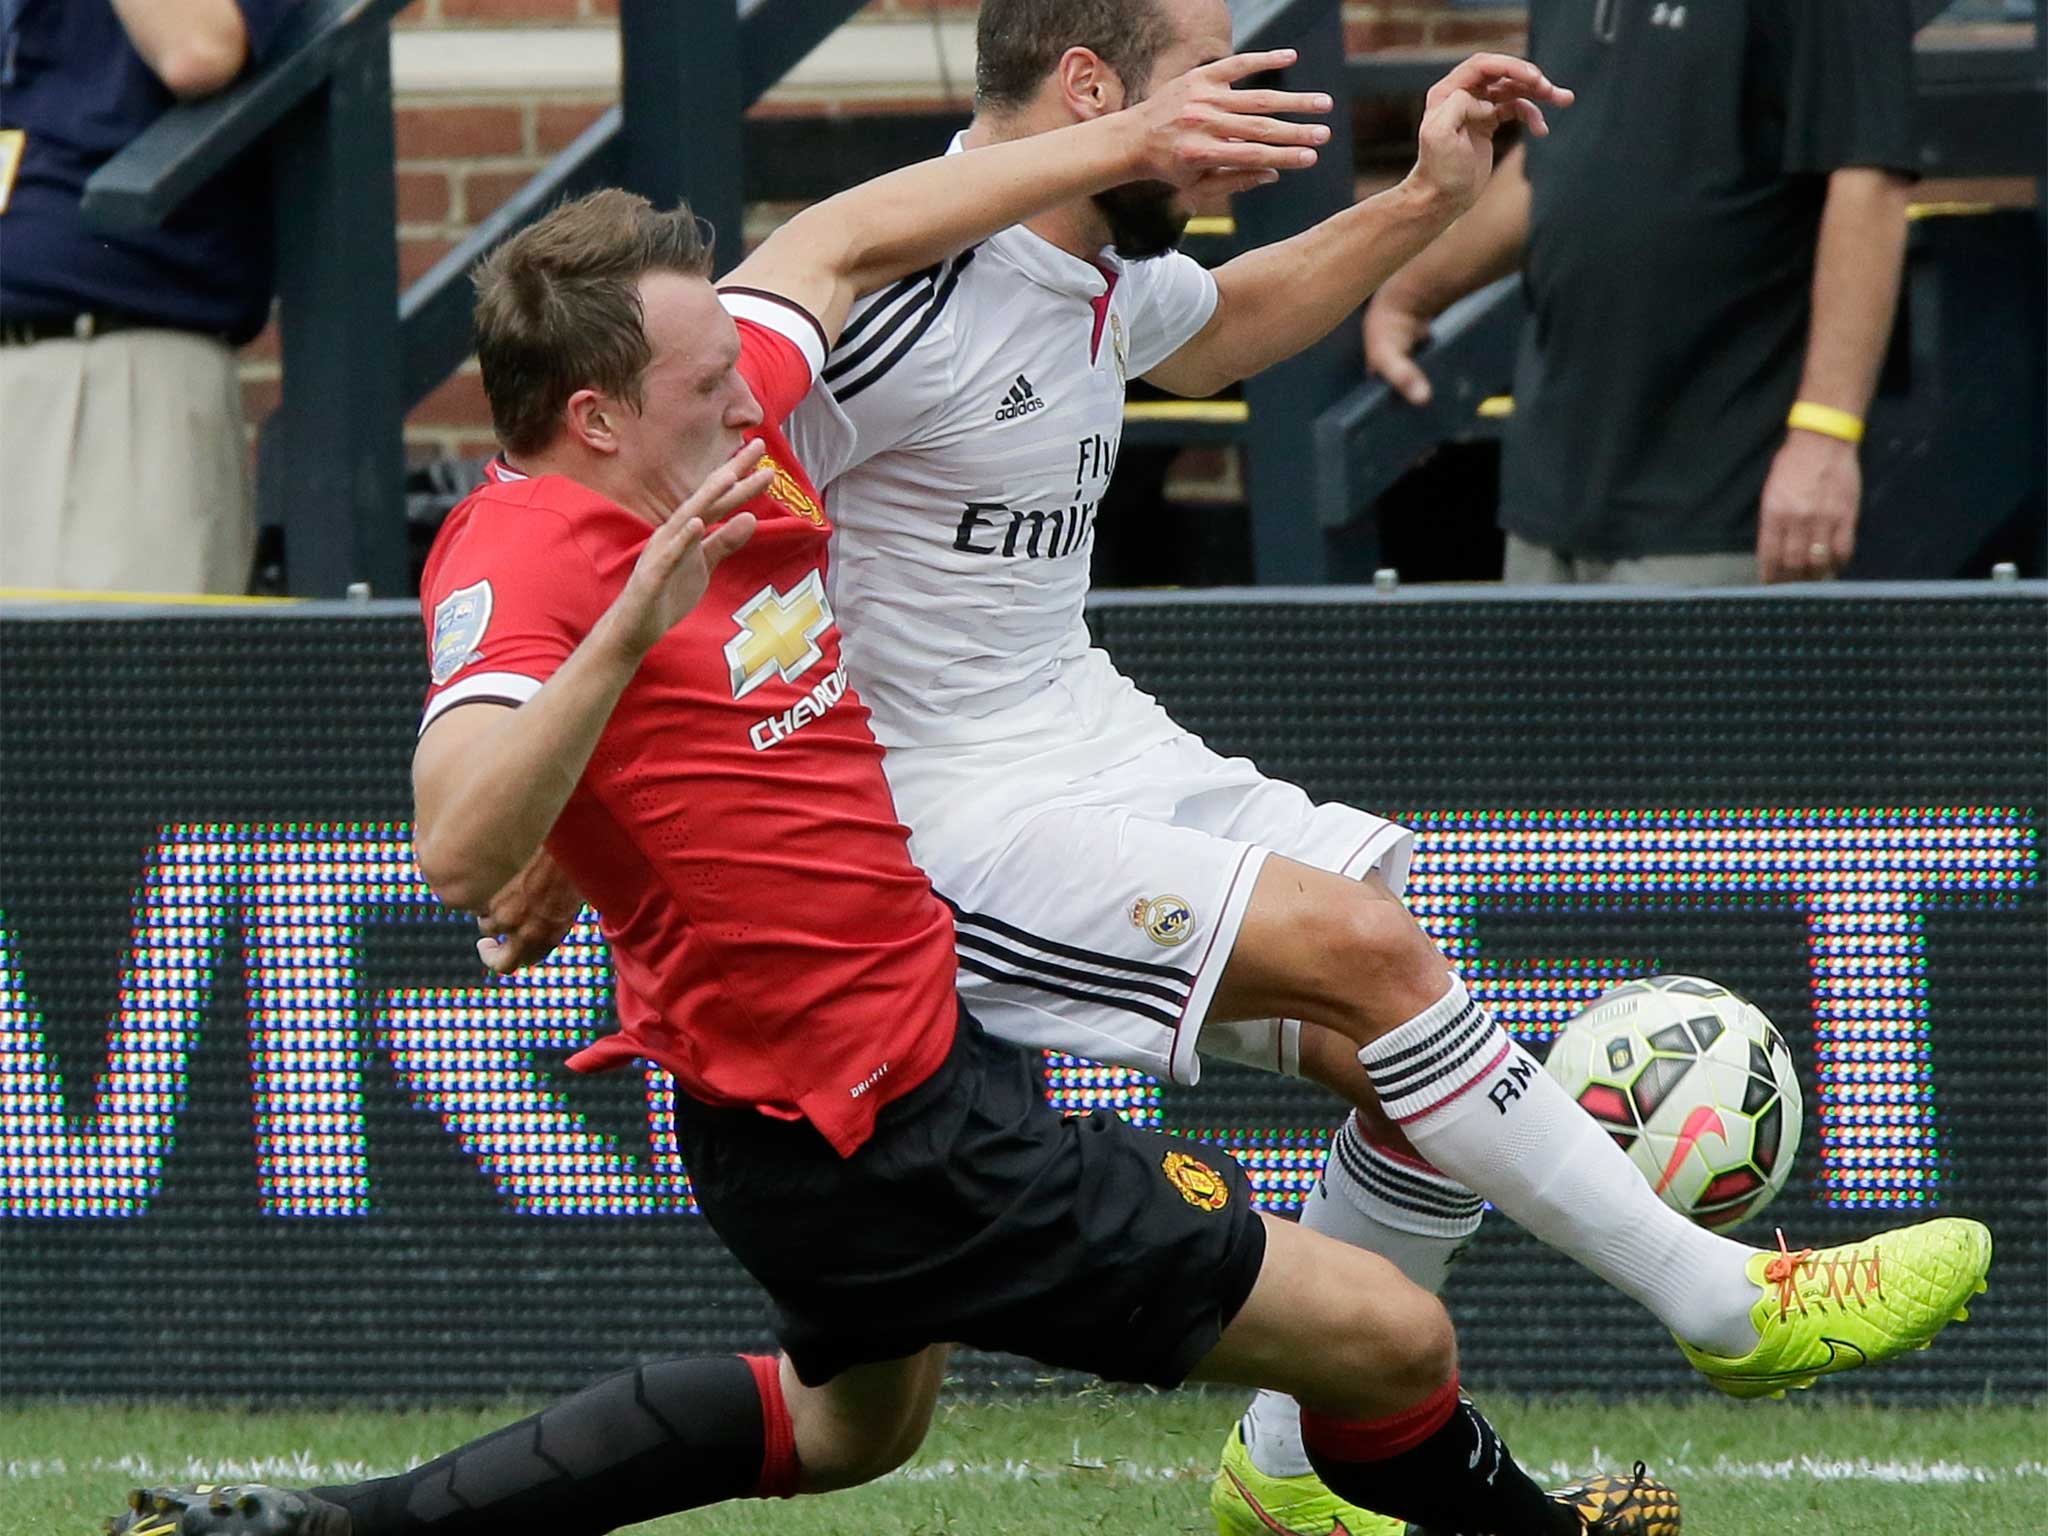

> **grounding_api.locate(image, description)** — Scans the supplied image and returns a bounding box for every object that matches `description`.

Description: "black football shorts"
[671,1007,1267,1388]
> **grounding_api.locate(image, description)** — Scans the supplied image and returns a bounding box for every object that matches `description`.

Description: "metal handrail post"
[1234,0,1355,583]
[267,19,407,597]
[621,0,746,273]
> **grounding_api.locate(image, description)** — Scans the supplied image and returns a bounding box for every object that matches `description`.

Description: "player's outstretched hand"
[475,845,585,974]
[1130,50,1333,198]
[608,438,769,659]
[1410,54,1572,215]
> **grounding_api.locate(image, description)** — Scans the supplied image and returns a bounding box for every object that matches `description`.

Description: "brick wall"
[1343,1,1524,52]
[240,0,1528,467]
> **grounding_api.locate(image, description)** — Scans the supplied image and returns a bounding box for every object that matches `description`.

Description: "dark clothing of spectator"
[0,0,299,594]
[1501,0,1917,562]
[1,0,297,343]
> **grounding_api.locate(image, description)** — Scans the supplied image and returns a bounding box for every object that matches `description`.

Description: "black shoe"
[105,1484,351,1535]
[1548,1462,1682,1534]
[1402,1463,1682,1535]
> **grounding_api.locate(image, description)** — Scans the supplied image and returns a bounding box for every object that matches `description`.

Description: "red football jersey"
[417,290,958,1156]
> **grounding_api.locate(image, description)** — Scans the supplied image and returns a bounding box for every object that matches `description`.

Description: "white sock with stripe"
[1242,1117,1482,1480]
[1359,976,1761,1359]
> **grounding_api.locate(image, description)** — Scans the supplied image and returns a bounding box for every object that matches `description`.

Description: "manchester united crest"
[1130,893,1194,947]
[1162,1150,1229,1212]
[759,453,825,528]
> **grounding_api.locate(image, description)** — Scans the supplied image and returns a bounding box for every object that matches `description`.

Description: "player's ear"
[564,389,618,455]
[1054,47,1128,121]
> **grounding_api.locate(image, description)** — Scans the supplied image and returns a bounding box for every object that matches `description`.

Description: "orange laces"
[1766,1228,1884,1314]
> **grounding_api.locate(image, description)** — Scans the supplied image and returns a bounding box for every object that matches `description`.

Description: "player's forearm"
[764,110,1167,333]
[1791,168,1911,420]
[1157,177,1459,396]
[110,0,250,99]
[1166,147,1529,397]
[1373,143,1530,322]
[412,615,643,913]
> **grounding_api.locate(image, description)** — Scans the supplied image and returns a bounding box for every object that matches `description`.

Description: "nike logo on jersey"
[994,372,1046,421]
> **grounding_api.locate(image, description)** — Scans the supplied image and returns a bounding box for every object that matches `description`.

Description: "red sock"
[1300,1379,1576,1534]
[743,1354,802,1498]
[1299,1376,1460,1462]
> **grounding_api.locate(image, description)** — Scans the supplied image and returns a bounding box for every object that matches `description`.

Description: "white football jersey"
[785,139,1218,755]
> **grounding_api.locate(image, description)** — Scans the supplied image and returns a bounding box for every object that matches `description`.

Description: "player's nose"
[730,377,763,430]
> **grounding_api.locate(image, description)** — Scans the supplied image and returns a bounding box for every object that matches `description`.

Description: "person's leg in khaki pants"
[1502,531,1758,587]
[1,328,252,594]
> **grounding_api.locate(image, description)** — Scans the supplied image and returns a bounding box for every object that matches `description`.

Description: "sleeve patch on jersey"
[430,580,494,684]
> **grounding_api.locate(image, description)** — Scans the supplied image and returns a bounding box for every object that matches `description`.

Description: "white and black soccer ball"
[1543,975,1803,1230]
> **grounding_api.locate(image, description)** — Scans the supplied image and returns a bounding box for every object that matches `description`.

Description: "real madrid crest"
[1109,311,1128,386]
[1130,892,1194,947]
[1162,1150,1229,1212]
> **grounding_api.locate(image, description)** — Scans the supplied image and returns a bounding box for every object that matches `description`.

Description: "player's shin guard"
[1300,1382,1577,1536]
[313,1354,798,1535]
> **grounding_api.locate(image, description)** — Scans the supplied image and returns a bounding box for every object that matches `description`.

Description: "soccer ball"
[1542,975,1802,1229]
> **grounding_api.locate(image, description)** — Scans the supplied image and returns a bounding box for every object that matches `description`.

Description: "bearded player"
[756,4,1991,1536]
[108,52,1686,1536]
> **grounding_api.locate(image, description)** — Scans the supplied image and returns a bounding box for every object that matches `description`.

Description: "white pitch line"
[9,1453,2046,1490]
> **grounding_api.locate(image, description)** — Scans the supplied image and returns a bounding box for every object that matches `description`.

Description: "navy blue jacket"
[1,0,301,343]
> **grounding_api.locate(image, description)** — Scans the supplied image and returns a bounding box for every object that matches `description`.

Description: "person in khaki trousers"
[0,0,298,595]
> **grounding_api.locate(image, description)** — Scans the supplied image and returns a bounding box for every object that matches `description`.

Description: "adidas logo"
[994,373,1047,422]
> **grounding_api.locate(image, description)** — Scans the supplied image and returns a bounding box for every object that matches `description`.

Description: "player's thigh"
[1185,1213,1455,1421]
[783,1344,951,1494]
[1161,741,1436,1036]
[1212,859,1451,1036]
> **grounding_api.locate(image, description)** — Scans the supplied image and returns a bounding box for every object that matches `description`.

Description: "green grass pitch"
[5,1391,2042,1534]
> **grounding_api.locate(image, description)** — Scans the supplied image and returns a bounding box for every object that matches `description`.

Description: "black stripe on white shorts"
[943,896,1194,1033]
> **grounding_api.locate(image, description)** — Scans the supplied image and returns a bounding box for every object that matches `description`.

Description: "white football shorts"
[881,661,1413,1086]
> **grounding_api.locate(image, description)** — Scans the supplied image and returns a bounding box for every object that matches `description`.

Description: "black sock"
[311,1355,786,1535]
[1303,1389,1577,1536]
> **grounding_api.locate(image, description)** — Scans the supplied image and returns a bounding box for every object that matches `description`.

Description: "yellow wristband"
[1788,401,1865,445]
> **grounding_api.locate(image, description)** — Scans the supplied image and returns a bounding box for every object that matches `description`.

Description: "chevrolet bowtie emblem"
[725,571,832,699]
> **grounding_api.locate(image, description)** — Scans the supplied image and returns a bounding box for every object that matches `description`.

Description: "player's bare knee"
[1315,895,1448,1037]
[1394,1293,1458,1399]
[1323,1289,1456,1415]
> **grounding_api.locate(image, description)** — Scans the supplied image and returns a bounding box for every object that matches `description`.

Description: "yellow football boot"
[1212,1423,1406,1536]
[1677,1217,1992,1399]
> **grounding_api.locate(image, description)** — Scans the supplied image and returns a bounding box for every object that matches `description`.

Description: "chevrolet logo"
[725,571,832,699]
